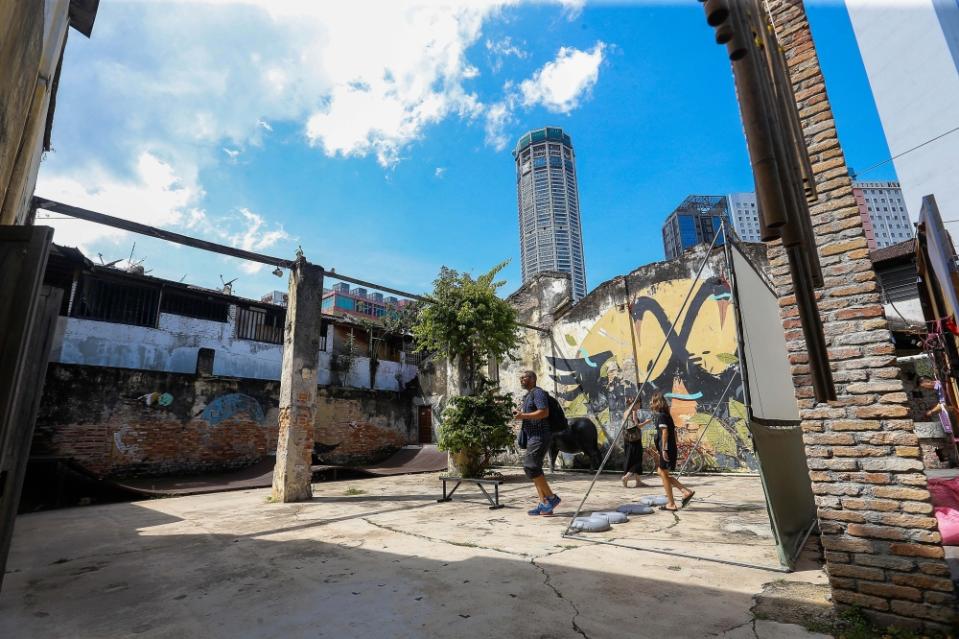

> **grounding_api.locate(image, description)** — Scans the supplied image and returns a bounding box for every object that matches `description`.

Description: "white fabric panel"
[731,244,800,422]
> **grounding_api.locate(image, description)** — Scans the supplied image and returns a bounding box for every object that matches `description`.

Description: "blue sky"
[37,0,896,301]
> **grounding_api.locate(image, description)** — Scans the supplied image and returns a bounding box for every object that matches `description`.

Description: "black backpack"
[546,393,569,433]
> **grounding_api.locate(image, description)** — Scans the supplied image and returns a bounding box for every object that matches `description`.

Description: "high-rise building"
[513,127,587,301]
[846,1,959,222]
[727,192,762,242]
[662,195,729,260]
[851,181,913,250]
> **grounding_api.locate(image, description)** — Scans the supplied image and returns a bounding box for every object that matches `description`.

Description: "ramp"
[352,444,447,476]
[111,445,447,497]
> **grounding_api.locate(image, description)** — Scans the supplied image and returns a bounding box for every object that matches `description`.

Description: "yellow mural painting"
[550,276,758,471]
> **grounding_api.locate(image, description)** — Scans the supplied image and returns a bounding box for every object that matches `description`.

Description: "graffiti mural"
[201,393,265,426]
[548,275,758,471]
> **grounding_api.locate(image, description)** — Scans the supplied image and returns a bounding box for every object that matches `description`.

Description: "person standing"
[650,392,694,511]
[513,370,561,516]
[623,399,650,487]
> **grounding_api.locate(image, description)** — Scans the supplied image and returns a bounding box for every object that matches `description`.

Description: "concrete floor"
[1,472,833,639]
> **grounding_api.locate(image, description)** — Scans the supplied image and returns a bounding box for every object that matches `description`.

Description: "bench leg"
[437,480,462,503]
[476,483,503,510]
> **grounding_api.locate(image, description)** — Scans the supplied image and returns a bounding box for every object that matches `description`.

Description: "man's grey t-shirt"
[522,387,550,438]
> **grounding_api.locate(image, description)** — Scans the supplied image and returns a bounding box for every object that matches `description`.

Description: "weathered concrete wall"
[50,314,417,391]
[51,313,286,380]
[494,246,766,471]
[0,1,72,225]
[767,0,958,629]
[32,363,416,477]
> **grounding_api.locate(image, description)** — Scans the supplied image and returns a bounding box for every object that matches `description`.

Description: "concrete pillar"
[766,0,957,630]
[272,257,323,503]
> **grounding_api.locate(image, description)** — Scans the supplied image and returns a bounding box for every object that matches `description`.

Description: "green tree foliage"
[411,261,519,392]
[436,379,515,459]
[356,302,419,388]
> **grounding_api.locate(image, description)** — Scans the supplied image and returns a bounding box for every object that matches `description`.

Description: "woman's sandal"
[659,504,680,511]
[681,491,695,508]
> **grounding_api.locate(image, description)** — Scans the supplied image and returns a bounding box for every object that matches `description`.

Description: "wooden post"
[0,226,58,591]
[272,256,324,503]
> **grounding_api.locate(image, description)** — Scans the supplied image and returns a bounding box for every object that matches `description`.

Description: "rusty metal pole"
[272,254,324,503]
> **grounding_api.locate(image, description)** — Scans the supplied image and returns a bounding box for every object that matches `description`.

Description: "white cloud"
[226,208,292,274]
[35,152,291,276]
[298,2,507,166]
[483,41,605,148]
[435,167,447,178]
[486,36,527,72]
[36,152,200,252]
[484,99,516,151]
[557,0,586,20]
[520,41,605,113]
[36,0,605,275]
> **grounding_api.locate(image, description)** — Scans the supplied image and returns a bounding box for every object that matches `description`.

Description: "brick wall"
[767,0,957,629]
[32,363,415,478]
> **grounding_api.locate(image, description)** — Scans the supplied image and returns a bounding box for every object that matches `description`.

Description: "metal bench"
[437,475,504,509]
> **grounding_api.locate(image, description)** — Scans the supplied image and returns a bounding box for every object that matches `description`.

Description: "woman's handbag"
[623,424,643,443]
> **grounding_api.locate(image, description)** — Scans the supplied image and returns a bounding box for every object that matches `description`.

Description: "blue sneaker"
[541,494,561,516]
[528,503,546,516]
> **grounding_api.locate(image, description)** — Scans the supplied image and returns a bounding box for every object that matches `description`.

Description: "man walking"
[514,370,561,516]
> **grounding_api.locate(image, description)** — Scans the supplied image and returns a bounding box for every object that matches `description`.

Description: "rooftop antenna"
[219,274,238,295]
[127,242,137,267]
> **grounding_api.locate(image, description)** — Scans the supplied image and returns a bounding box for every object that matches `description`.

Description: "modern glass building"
[661,195,729,260]
[513,127,587,301]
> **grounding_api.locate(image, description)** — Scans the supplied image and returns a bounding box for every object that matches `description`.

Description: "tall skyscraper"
[847,1,959,223]
[851,181,913,250]
[662,195,729,260]
[727,192,762,242]
[513,127,587,301]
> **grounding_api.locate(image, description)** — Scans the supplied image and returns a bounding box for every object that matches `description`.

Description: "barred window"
[235,305,285,344]
[72,274,159,327]
[160,289,229,322]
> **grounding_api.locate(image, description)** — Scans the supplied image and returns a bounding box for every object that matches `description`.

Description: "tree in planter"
[412,261,520,477]
[437,380,515,477]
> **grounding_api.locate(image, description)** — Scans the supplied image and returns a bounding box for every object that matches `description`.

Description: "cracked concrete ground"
[1,472,832,638]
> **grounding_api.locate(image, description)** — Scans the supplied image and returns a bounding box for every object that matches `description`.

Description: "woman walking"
[623,400,649,487]
[650,392,694,511]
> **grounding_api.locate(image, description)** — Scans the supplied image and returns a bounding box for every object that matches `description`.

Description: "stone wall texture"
[768,0,957,629]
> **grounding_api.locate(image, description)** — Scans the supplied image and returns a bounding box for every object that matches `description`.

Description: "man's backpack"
[546,393,569,433]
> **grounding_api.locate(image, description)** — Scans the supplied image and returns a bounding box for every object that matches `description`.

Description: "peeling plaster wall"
[32,363,416,477]
[497,245,769,471]
[49,314,417,392]
[51,313,286,380]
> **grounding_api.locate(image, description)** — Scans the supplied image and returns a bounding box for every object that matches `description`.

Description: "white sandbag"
[570,516,612,532]
[616,503,654,515]
[591,511,628,524]
[640,495,669,507]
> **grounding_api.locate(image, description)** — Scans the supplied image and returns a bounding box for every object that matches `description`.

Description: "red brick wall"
[32,364,414,478]
[767,1,957,630]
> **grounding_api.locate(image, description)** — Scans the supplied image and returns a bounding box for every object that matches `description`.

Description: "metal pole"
[33,196,550,335]
[562,230,727,536]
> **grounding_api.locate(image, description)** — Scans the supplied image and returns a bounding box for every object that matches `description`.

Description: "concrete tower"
[513,127,587,301]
